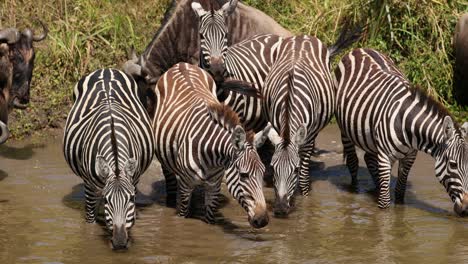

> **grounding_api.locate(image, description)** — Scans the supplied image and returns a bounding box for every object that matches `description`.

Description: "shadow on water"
[0,143,45,160]
[0,169,8,181]
[307,161,450,216]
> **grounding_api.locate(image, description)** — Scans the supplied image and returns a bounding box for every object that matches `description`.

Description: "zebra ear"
[191,2,207,17]
[443,116,456,140]
[96,155,110,179]
[231,125,246,151]
[254,123,272,148]
[124,158,138,178]
[221,0,238,16]
[294,124,307,146]
[461,122,468,138]
[266,123,282,146]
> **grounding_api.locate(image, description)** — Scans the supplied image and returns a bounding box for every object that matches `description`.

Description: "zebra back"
[63,68,154,188]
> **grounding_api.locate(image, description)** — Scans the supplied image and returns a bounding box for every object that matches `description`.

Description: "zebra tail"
[328,18,367,61]
[218,79,263,99]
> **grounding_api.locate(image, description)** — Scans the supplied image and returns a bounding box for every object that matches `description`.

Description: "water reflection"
[0,126,467,262]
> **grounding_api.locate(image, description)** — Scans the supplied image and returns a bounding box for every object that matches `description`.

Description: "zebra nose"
[274,196,291,217]
[454,193,468,217]
[249,212,269,228]
[209,56,225,81]
[111,225,129,250]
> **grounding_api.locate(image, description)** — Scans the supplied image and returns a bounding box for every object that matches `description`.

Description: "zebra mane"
[281,70,295,143]
[408,84,459,129]
[109,112,121,179]
[205,102,255,143]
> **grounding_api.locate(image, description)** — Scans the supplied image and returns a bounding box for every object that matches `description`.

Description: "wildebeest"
[7,21,48,109]
[454,13,468,106]
[0,23,47,143]
[123,0,292,115]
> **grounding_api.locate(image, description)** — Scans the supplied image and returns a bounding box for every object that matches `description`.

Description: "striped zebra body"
[63,69,154,249]
[335,48,468,214]
[153,62,269,227]
[262,35,335,215]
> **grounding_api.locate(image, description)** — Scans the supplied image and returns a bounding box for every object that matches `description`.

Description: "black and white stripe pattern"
[63,69,154,249]
[335,48,468,214]
[153,62,269,228]
[261,36,335,215]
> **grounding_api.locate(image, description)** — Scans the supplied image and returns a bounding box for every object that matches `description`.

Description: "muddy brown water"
[0,124,468,263]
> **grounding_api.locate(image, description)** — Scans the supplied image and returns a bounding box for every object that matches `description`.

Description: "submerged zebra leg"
[377,153,392,209]
[162,166,177,207]
[204,173,223,224]
[298,144,314,196]
[395,150,417,204]
[177,180,194,218]
[364,152,380,189]
[84,184,99,223]
[342,134,359,186]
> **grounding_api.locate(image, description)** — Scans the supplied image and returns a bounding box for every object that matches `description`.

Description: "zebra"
[191,1,283,131]
[335,48,468,215]
[63,69,155,249]
[153,62,269,227]
[260,35,336,215]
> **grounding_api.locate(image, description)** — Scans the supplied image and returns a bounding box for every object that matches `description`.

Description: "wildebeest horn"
[32,20,48,42]
[0,120,9,144]
[0,28,20,44]
[12,97,28,109]
[221,0,239,16]
[123,60,142,77]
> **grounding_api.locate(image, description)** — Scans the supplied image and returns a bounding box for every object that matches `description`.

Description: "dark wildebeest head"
[0,40,13,144]
[6,21,48,110]
[191,0,238,83]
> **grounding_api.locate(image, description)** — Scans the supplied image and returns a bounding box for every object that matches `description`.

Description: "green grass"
[0,0,467,138]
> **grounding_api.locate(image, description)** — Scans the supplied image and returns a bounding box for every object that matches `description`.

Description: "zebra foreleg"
[377,153,392,209]
[364,152,380,189]
[342,135,359,186]
[162,166,178,207]
[298,145,314,196]
[203,173,223,224]
[84,184,99,223]
[395,150,417,204]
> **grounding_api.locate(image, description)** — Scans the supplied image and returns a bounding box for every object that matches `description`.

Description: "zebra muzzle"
[273,196,291,217]
[111,224,129,250]
[454,193,468,217]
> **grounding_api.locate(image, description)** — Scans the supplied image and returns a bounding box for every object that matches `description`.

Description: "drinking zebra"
[63,69,155,249]
[153,62,269,227]
[261,35,336,215]
[335,48,468,215]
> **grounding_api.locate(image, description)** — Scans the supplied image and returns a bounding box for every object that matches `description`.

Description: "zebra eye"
[449,160,458,169]
[240,173,249,181]
[294,167,300,174]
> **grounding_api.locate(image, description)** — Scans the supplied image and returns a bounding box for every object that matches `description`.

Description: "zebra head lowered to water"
[63,69,154,250]
[153,62,268,227]
[335,48,468,215]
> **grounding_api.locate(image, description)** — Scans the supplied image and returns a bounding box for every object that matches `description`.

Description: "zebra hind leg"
[364,152,380,190]
[84,184,99,223]
[162,166,178,207]
[341,135,359,187]
[203,173,223,224]
[395,150,417,204]
[177,180,194,218]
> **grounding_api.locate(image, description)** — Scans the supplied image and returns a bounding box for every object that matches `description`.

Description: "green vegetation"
[1,0,467,138]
